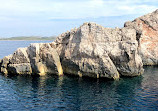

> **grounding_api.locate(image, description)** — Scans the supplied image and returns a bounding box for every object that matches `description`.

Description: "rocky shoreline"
[0,9,158,80]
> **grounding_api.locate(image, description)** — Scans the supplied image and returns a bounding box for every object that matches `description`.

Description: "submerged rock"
[1,9,158,79]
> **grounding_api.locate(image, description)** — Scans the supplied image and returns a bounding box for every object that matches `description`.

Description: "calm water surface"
[0,41,158,111]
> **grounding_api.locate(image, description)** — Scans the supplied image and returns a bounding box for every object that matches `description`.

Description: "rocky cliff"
[124,9,158,65]
[54,23,143,79]
[0,9,158,79]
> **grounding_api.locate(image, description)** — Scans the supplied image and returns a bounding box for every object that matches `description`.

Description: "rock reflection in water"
[0,66,157,110]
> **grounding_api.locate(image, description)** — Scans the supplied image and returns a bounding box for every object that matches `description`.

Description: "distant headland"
[0,36,56,41]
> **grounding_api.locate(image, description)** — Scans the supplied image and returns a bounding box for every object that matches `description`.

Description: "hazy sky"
[0,0,157,38]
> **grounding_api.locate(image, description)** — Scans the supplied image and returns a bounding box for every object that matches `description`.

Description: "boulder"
[0,55,12,74]
[8,63,32,75]
[0,43,63,76]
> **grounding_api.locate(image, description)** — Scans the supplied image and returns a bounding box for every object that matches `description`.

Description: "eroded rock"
[54,23,143,79]
[1,9,158,79]
[0,43,63,76]
[124,9,158,65]
[0,55,12,74]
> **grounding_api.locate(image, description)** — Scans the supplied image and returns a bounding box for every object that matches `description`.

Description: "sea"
[0,41,158,111]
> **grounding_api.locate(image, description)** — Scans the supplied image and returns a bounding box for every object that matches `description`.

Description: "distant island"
[0,36,56,40]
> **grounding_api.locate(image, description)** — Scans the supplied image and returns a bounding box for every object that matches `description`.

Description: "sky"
[0,0,157,38]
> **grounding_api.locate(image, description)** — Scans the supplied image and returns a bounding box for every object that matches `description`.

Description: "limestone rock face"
[124,9,158,65]
[54,23,143,78]
[0,23,144,79]
[0,43,63,76]
[2,9,158,79]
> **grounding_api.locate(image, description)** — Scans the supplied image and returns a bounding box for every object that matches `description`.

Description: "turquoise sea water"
[0,41,158,111]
